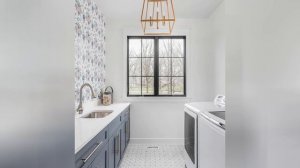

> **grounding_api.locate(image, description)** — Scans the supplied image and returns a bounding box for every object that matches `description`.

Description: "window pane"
[128,37,186,96]
[142,58,154,76]
[172,58,184,76]
[142,77,154,95]
[129,39,141,57]
[172,39,184,57]
[159,77,171,95]
[159,39,171,57]
[159,58,171,76]
[129,77,141,95]
[142,39,154,57]
[129,58,141,76]
[172,77,184,95]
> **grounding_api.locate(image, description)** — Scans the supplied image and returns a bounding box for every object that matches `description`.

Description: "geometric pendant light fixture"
[141,0,176,35]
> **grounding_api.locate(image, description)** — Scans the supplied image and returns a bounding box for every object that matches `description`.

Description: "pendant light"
[141,0,176,35]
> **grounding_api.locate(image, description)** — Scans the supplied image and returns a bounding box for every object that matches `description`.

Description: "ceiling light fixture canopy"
[141,0,176,35]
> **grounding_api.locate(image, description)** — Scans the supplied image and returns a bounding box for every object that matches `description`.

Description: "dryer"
[184,96,225,168]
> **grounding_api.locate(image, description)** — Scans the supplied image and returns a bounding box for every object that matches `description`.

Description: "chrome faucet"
[77,83,96,114]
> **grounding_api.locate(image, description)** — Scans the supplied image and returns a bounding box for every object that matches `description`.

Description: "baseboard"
[130,138,184,145]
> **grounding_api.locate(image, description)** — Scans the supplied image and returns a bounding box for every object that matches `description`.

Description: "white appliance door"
[184,108,198,168]
[198,114,225,168]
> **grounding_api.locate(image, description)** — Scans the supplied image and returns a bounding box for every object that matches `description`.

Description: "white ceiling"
[96,0,223,20]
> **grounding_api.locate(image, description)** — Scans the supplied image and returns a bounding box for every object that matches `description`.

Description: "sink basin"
[82,110,113,118]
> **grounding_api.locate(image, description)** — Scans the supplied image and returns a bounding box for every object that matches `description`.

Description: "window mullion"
[154,37,159,96]
[170,37,173,95]
[141,39,143,95]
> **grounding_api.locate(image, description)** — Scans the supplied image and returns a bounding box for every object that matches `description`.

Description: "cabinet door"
[90,144,108,168]
[126,111,130,145]
[114,130,121,167]
[108,138,114,168]
[125,120,130,145]
[120,123,126,156]
[108,130,121,168]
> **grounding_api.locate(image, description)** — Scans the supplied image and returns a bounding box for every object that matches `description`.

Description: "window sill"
[121,96,192,103]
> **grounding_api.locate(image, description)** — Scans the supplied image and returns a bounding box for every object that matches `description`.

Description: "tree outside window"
[128,36,186,96]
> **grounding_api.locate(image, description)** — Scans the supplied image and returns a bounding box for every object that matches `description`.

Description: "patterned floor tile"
[119,144,185,168]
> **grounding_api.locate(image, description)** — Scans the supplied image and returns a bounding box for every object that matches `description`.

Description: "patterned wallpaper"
[75,0,106,107]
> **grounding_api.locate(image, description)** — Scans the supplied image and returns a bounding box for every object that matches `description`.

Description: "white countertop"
[75,103,130,154]
[185,102,225,125]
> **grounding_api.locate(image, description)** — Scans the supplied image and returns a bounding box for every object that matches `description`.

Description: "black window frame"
[127,36,186,97]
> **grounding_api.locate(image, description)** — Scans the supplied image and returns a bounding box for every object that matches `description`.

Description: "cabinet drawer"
[76,126,108,168]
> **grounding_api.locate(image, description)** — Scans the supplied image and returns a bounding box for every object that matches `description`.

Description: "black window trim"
[127,36,186,97]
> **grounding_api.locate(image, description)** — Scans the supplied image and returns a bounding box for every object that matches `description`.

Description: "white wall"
[105,18,216,144]
[210,2,225,95]
[226,0,300,168]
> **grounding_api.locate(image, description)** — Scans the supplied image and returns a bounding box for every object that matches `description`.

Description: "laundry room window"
[127,36,186,96]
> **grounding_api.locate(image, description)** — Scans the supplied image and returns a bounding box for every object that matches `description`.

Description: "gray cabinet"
[114,130,121,167]
[76,106,130,168]
[75,127,108,168]
[121,109,130,156]
[120,122,126,156]
[108,137,114,168]
[108,119,122,168]
[123,107,130,146]
[125,121,130,145]
[89,144,108,168]
[124,111,130,145]
[108,107,130,168]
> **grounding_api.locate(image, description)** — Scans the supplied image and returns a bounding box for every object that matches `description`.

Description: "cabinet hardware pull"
[82,141,103,163]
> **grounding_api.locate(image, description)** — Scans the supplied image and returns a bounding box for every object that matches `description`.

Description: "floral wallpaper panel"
[75,0,106,107]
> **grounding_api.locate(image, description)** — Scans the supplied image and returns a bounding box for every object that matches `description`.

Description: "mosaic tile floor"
[119,143,186,168]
